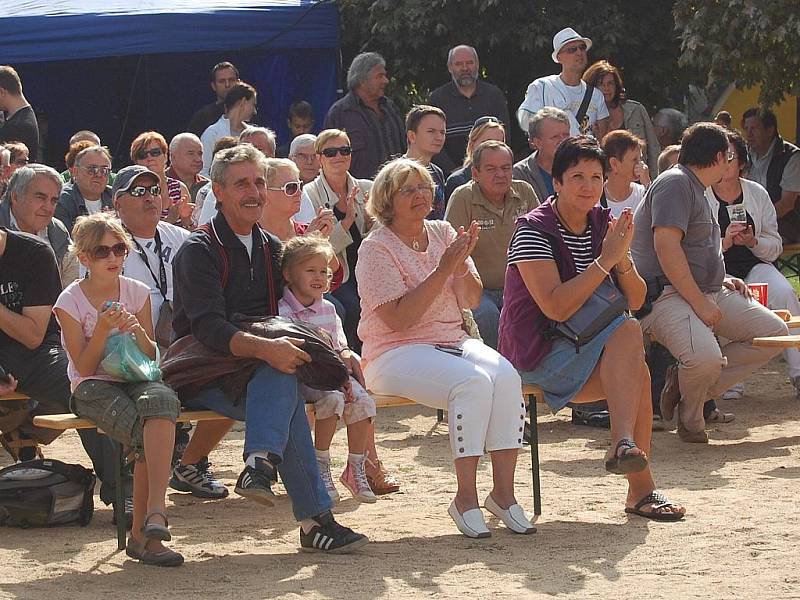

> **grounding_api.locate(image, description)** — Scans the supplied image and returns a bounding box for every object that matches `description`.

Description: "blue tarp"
[0,1,340,165]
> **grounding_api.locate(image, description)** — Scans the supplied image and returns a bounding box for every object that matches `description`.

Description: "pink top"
[355,220,477,364]
[54,276,151,391]
[278,287,348,352]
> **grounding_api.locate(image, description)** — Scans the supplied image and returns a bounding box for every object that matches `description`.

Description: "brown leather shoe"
[678,423,709,443]
[365,457,400,495]
[660,364,680,422]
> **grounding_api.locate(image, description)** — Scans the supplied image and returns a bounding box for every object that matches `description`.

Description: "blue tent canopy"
[0,0,340,165]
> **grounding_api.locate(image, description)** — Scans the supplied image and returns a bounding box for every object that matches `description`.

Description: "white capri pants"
[745,262,800,378]
[364,338,526,458]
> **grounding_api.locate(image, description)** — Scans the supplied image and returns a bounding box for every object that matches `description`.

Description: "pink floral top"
[54,276,151,391]
[355,220,477,364]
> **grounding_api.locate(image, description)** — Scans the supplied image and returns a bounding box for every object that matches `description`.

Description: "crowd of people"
[1,24,799,566]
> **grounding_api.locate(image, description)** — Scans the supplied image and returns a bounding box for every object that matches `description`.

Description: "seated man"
[166,133,209,202]
[113,164,230,499]
[0,226,129,521]
[632,123,788,443]
[55,145,114,234]
[445,140,538,349]
[171,144,368,553]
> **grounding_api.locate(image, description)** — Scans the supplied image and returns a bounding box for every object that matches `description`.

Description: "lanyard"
[130,229,168,300]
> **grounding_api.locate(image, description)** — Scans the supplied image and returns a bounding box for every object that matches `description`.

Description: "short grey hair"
[239,126,277,155]
[209,144,268,185]
[289,134,317,157]
[7,164,63,201]
[347,52,385,91]
[447,45,478,65]
[654,108,688,140]
[264,158,299,187]
[528,107,570,140]
[74,145,112,167]
[0,146,9,168]
[169,132,202,154]
[471,140,514,170]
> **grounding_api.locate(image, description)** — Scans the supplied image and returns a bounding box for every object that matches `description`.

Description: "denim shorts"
[520,315,628,412]
[72,379,180,457]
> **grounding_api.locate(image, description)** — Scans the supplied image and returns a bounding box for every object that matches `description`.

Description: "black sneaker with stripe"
[234,457,277,506]
[170,458,229,499]
[300,511,369,554]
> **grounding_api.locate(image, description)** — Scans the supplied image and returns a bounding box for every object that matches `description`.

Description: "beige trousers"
[640,285,788,432]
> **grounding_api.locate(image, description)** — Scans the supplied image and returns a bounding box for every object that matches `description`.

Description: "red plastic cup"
[748,283,769,307]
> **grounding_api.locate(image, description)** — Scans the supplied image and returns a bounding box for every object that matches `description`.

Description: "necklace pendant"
[412,238,420,251]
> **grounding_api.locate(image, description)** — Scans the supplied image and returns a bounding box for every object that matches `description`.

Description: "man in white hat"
[517,27,609,139]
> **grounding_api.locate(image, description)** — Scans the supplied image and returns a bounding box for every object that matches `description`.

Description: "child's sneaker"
[340,456,377,503]
[317,457,340,503]
[299,511,369,554]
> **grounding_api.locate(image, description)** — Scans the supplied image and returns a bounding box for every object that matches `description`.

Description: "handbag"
[552,277,628,349]
[101,332,162,382]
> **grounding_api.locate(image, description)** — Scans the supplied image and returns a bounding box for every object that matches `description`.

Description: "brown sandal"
[142,509,171,542]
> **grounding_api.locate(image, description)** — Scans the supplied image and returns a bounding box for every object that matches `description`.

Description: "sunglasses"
[473,116,500,128]
[92,242,128,260]
[319,146,352,158]
[267,180,302,196]
[81,165,112,177]
[124,184,161,197]
[562,43,588,54]
[135,148,164,160]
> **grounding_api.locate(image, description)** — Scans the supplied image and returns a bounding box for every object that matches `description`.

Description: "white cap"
[551,27,592,63]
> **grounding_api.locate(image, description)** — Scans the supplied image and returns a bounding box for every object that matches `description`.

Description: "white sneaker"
[721,382,744,400]
[317,458,340,503]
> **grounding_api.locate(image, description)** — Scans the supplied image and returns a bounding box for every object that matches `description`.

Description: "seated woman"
[708,130,800,397]
[444,116,506,201]
[54,213,183,565]
[357,157,534,538]
[499,136,685,521]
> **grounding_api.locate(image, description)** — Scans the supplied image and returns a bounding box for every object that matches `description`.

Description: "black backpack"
[0,459,96,528]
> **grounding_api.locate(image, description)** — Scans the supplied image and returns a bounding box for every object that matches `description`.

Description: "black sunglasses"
[319,145,352,158]
[473,116,500,128]
[562,43,588,54]
[135,148,164,160]
[125,184,161,198]
[92,242,128,260]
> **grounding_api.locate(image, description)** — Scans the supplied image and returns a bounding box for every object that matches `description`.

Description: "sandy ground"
[1,358,799,600]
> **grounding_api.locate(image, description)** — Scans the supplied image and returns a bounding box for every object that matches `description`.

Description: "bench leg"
[436,409,444,423]
[527,393,541,516]
[112,441,126,551]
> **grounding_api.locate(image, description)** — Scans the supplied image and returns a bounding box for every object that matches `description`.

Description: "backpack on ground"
[0,459,96,528]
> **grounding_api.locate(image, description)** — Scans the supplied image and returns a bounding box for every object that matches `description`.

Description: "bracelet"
[593,258,611,276]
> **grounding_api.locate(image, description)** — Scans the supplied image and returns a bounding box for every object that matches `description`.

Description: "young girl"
[53,213,182,567]
[278,235,377,503]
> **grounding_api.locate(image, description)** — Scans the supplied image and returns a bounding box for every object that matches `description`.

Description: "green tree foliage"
[674,1,800,107]
[338,0,691,140]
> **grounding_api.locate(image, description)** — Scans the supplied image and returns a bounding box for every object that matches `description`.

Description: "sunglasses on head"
[92,243,128,260]
[135,148,164,160]
[319,145,352,158]
[473,116,500,128]
[124,184,161,198]
[267,180,302,196]
[562,43,588,54]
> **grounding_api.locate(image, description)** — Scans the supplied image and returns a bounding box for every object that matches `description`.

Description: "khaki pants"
[640,286,788,432]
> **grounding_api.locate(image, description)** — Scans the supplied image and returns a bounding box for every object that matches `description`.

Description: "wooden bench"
[777,243,800,278]
[752,335,800,348]
[0,391,42,461]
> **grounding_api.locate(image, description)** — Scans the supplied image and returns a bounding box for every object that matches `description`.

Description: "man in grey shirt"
[632,123,787,443]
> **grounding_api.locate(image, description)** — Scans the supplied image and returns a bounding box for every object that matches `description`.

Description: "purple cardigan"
[497,199,611,372]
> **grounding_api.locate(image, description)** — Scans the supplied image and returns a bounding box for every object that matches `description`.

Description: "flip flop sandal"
[706,409,735,423]
[625,490,685,522]
[604,438,648,475]
[142,509,171,542]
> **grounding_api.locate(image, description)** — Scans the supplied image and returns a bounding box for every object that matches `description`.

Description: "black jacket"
[171,211,283,354]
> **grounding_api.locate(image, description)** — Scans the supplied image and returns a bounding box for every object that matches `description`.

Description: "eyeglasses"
[473,116,500,128]
[319,146,352,158]
[397,184,434,197]
[267,180,302,196]
[124,184,161,197]
[292,152,317,163]
[561,43,588,54]
[81,165,112,177]
[91,242,128,260]
[135,148,164,160]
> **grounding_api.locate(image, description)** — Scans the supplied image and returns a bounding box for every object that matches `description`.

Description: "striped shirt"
[507,221,595,274]
[278,287,348,351]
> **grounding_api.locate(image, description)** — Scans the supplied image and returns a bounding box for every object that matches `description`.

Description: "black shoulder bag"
[575,84,595,135]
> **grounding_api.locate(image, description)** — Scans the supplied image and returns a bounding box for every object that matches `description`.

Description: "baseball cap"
[111,165,158,198]
[552,27,592,63]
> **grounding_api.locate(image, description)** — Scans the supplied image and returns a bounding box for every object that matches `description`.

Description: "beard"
[454,74,477,87]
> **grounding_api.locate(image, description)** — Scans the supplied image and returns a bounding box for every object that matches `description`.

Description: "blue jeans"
[185,364,333,521]
[472,289,503,350]
[332,277,361,352]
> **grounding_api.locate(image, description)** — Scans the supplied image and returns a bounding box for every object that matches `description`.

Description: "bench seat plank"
[33,410,227,430]
[0,392,31,401]
[752,335,800,348]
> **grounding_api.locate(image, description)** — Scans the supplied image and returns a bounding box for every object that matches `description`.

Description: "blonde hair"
[69,213,132,257]
[281,233,335,278]
[367,158,433,226]
[314,129,350,153]
[464,121,505,166]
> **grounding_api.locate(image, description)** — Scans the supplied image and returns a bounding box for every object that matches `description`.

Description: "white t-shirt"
[84,199,103,215]
[122,221,190,327]
[604,182,647,219]
[236,232,253,258]
[200,115,232,176]
[517,74,609,136]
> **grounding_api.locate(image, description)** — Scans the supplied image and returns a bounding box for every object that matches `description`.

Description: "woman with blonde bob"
[356,157,535,539]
